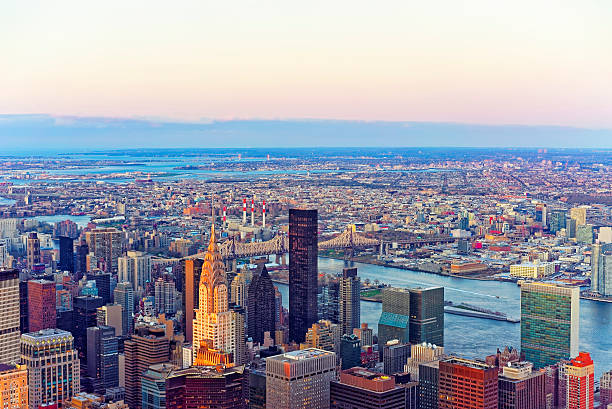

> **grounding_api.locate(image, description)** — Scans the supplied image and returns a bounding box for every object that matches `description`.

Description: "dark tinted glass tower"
[86,325,119,394]
[247,264,276,343]
[75,241,89,277]
[409,286,444,346]
[289,208,318,343]
[183,258,204,343]
[87,272,112,305]
[58,236,74,273]
[74,295,104,365]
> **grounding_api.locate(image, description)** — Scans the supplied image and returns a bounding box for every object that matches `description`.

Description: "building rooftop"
[268,348,333,362]
[21,328,73,342]
[442,357,494,370]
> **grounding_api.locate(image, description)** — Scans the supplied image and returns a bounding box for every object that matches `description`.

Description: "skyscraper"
[117,250,151,291]
[378,287,411,354]
[27,279,56,332]
[26,232,41,270]
[570,207,587,226]
[353,322,373,347]
[549,210,567,234]
[339,267,360,336]
[230,271,247,307]
[113,282,134,335]
[75,240,89,276]
[97,304,124,337]
[21,329,80,409]
[266,348,336,409]
[124,326,170,409]
[409,286,444,346]
[247,264,276,344]
[0,363,28,409]
[439,357,498,409]
[520,282,579,368]
[73,295,104,364]
[591,243,612,296]
[85,227,123,273]
[289,208,318,343]
[339,334,361,370]
[86,325,119,395]
[304,320,341,353]
[182,258,204,343]
[192,226,238,365]
[418,360,441,409]
[383,340,411,375]
[58,236,74,272]
[497,361,546,409]
[566,352,594,409]
[87,271,112,304]
[0,269,20,364]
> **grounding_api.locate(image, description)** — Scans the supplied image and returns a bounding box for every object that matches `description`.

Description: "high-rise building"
[87,271,112,304]
[591,243,612,296]
[288,208,318,343]
[570,207,587,226]
[164,365,246,409]
[231,303,247,365]
[567,219,577,239]
[192,227,239,366]
[247,360,267,409]
[27,279,56,332]
[97,304,124,337]
[266,348,336,409]
[114,282,134,335]
[86,326,119,394]
[439,357,498,409]
[0,363,28,409]
[154,278,176,315]
[378,287,411,354]
[303,320,340,353]
[73,295,104,364]
[21,329,80,409]
[353,323,373,347]
[339,267,360,336]
[0,269,20,364]
[85,228,123,273]
[520,282,579,368]
[75,240,89,276]
[230,271,247,307]
[405,342,445,380]
[600,370,612,408]
[247,264,276,344]
[141,363,175,409]
[117,250,151,291]
[182,258,204,343]
[549,210,567,234]
[0,239,8,268]
[497,361,546,409]
[124,326,169,409]
[27,232,41,270]
[576,225,594,244]
[59,236,74,273]
[409,286,444,346]
[339,334,361,370]
[419,360,440,409]
[383,340,411,375]
[566,352,594,409]
[330,367,406,409]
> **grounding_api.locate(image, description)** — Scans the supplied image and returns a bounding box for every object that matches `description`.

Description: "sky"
[1,1,612,148]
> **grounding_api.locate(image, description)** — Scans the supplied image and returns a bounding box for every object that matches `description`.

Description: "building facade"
[21,329,80,409]
[339,267,360,336]
[330,367,406,409]
[86,326,119,394]
[409,286,444,346]
[439,357,498,409]
[520,283,579,368]
[288,208,318,343]
[566,352,594,409]
[247,264,276,344]
[0,364,28,409]
[378,287,411,353]
[497,362,546,409]
[266,348,336,409]
[28,279,57,332]
[0,269,20,364]
[114,282,134,335]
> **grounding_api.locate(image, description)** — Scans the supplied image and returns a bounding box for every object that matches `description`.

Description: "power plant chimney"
[251,198,255,226]
[243,198,247,225]
[262,200,266,228]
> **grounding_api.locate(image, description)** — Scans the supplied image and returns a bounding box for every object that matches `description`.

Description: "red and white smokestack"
[243,199,247,225]
[223,206,227,225]
[251,199,255,226]
[262,200,266,228]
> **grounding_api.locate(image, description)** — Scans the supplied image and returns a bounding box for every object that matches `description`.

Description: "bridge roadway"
[152,227,457,266]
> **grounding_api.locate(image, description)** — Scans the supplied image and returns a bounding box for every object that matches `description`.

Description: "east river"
[277,257,612,378]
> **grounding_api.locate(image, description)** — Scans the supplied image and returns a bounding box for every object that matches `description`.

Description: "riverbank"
[319,254,499,282]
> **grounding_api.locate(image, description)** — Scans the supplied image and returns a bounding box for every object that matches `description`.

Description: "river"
[276,257,611,378]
